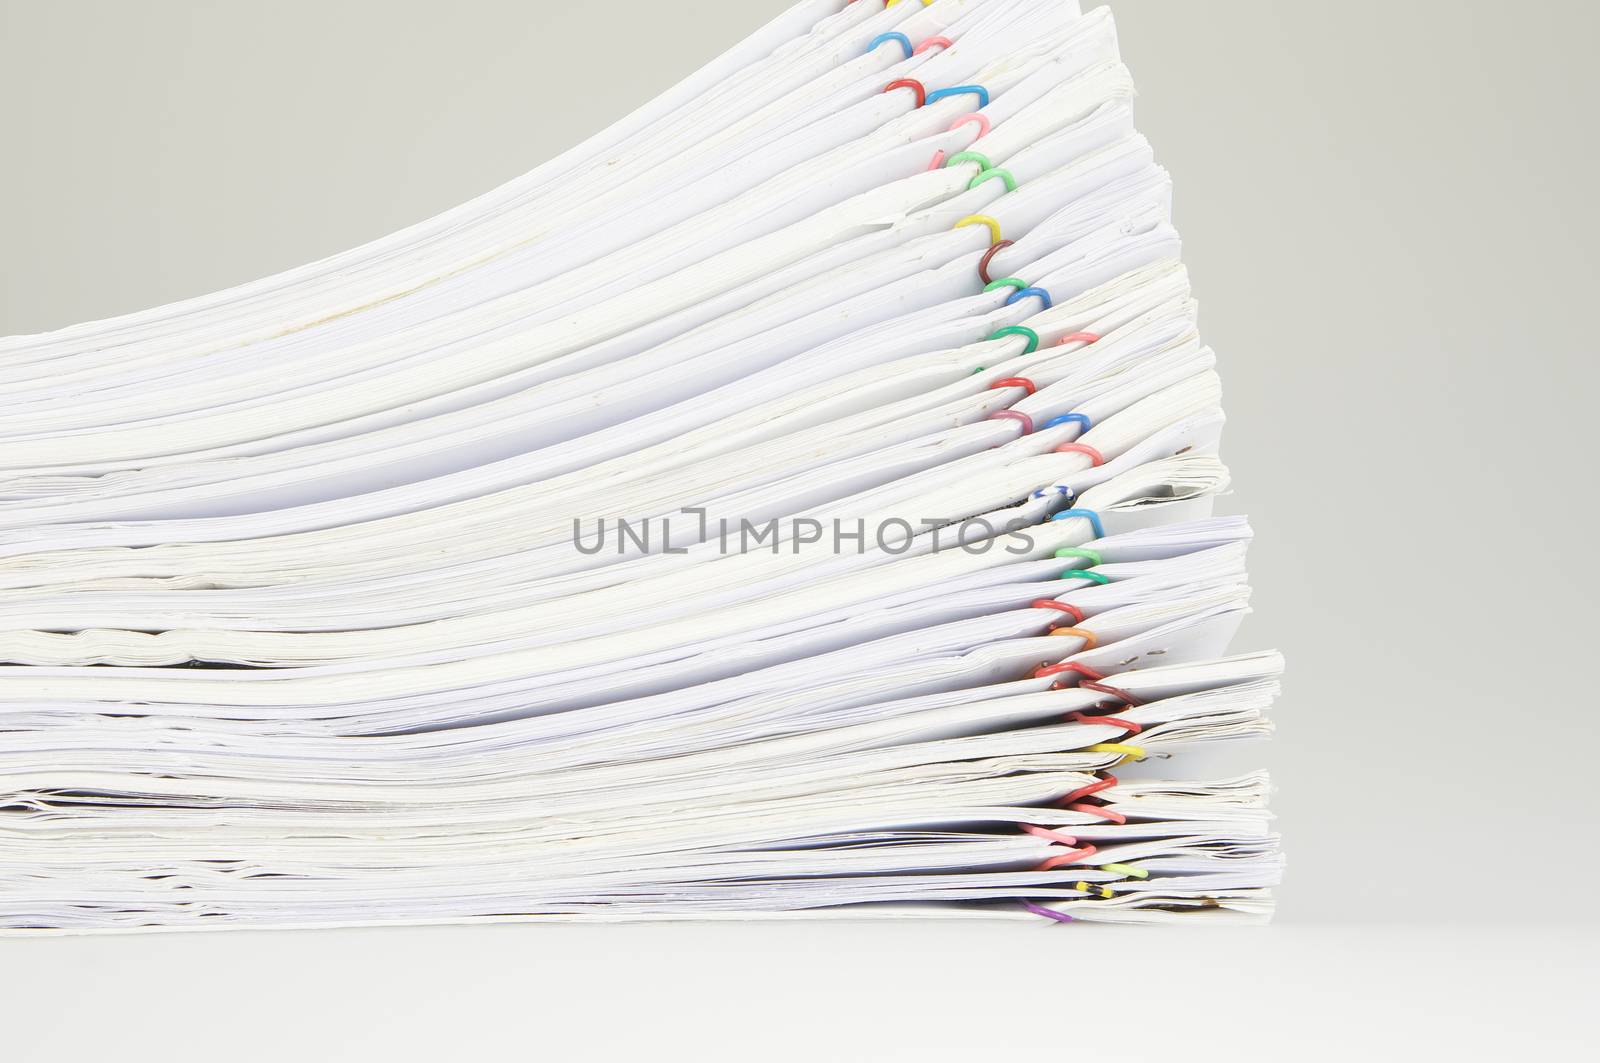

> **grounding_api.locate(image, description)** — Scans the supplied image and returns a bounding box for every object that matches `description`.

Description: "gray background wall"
[2,1,1595,1058]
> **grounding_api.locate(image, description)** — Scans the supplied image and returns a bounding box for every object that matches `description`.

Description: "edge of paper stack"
[0,0,1283,933]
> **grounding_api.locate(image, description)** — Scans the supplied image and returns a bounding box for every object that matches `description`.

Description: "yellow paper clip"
[1074,880,1115,899]
[1086,742,1146,764]
[1098,863,1149,880]
[953,214,1002,246]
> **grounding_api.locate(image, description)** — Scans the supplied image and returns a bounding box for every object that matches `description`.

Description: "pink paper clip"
[950,112,991,139]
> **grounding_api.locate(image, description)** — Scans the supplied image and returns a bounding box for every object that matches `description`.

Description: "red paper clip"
[1033,661,1105,683]
[1080,681,1145,707]
[1064,802,1128,824]
[1061,773,1119,804]
[882,78,927,108]
[1055,441,1105,466]
[1067,711,1142,735]
[1030,599,1085,625]
[989,376,1036,395]
[1035,845,1099,871]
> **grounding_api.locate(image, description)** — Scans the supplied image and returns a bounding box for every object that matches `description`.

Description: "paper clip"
[1065,802,1129,824]
[988,375,1036,395]
[1058,331,1101,345]
[1022,822,1099,868]
[913,35,952,55]
[971,168,1017,193]
[1087,742,1147,764]
[1055,546,1101,567]
[954,214,1002,245]
[977,239,1014,284]
[951,112,992,139]
[1080,680,1144,707]
[987,410,1033,434]
[983,277,1027,294]
[1062,773,1118,803]
[1048,627,1097,648]
[1019,900,1075,924]
[986,324,1038,352]
[1042,412,1092,433]
[1031,599,1086,625]
[927,84,990,108]
[1033,661,1104,683]
[1049,507,1104,538]
[866,31,914,58]
[1099,863,1148,879]
[1021,824,1079,846]
[1073,881,1115,899]
[882,78,927,107]
[1036,845,1099,872]
[1056,441,1105,466]
[1068,712,1140,737]
[1004,285,1050,308]
[945,150,994,171]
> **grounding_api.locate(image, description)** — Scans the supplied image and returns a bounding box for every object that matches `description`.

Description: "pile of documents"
[0,0,1281,932]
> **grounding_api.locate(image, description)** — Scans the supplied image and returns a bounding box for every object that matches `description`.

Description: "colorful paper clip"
[1080,680,1144,707]
[977,239,1014,284]
[1019,901,1075,925]
[954,214,1003,245]
[970,168,1017,192]
[1031,599,1086,626]
[987,410,1033,434]
[1054,546,1101,567]
[926,84,990,108]
[1068,713,1141,737]
[1042,412,1092,433]
[986,324,1038,352]
[866,31,914,58]
[882,78,926,107]
[1004,285,1050,308]
[988,376,1036,395]
[945,150,994,171]
[1056,441,1105,466]
[1065,801,1130,822]
[950,112,992,139]
[1048,626,1097,647]
[1049,507,1104,538]
[1033,661,1104,683]
[1086,742,1147,764]
[1062,772,1118,803]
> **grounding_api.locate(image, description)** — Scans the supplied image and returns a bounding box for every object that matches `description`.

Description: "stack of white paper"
[0,0,1281,933]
